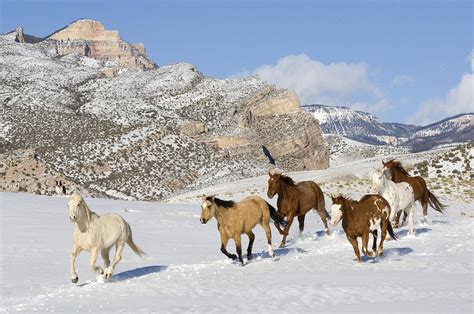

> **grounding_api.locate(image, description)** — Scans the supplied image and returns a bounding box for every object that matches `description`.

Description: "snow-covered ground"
[1,153,473,312]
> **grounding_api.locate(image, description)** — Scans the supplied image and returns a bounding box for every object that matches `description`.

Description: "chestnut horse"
[267,172,330,248]
[330,194,396,262]
[383,160,446,220]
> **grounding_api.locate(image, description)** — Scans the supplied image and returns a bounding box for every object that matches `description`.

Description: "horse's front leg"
[70,245,82,283]
[89,247,104,276]
[279,213,295,248]
[274,211,286,235]
[105,241,125,279]
[220,230,237,260]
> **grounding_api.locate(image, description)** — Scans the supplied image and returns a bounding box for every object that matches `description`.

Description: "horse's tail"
[127,229,146,257]
[427,189,446,213]
[387,220,397,240]
[265,201,286,228]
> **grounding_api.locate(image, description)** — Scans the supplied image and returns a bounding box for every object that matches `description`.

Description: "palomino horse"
[330,194,396,262]
[200,195,286,265]
[371,169,417,236]
[267,172,330,248]
[67,192,145,283]
[383,160,446,220]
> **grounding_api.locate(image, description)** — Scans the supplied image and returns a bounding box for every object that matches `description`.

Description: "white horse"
[371,169,417,236]
[67,192,145,283]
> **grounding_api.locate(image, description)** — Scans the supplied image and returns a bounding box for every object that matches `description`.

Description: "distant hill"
[302,104,472,150]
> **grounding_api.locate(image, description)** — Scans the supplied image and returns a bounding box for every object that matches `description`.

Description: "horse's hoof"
[247,254,252,261]
[99,269,104,275]
[71,276,79,284]
[378,252,383,257]
[230,254,237,260]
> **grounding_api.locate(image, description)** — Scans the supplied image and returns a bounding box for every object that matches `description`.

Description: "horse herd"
[66,159,446,283]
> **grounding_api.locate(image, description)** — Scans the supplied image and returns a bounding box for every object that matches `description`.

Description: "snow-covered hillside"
[1,149,472,312]
[302,104,473,150]
[0,33,328,201]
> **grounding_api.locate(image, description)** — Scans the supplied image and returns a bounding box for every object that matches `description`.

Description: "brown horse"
[267,172,330,248]
[330,194,397,262]
[200,195,286,265]
[383,160,446,220]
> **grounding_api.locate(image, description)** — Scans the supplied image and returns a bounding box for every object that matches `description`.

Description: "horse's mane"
[207,196,235,209]
[333,194,354,204]
[280,175,297,186]
[386,159,410,176]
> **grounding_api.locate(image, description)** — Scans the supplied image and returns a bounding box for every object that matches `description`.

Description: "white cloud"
[408,73,473,125]
[390,75,415,88]
[252,54,388,112]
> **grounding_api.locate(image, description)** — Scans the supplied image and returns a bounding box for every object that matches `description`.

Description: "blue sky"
[1,0,472,124]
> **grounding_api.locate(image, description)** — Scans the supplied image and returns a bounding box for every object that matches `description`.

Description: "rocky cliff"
[0,26,328,200]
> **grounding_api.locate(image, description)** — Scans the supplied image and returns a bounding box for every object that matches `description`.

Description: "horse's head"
[370,170,384,194]
[267,172,281,199]
[200,195,216,224]
[67,192,86,223]
[330,195,347,226]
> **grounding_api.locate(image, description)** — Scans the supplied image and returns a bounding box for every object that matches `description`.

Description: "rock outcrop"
[41,19,156,71]
[0,21,329,201]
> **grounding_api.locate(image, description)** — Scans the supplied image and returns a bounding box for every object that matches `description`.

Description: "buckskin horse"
[200,195,286,265]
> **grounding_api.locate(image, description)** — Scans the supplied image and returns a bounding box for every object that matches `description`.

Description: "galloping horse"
[330,194,396,262]
[267,172,330,248]
[200,195,286,265]
[67,192,145,283]
[371,169,416,235]
[383,160,446,221]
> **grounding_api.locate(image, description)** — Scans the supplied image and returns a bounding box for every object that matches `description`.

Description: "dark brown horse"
[383,160,446,220]
[330,194,396,262]
[267,172,330,248]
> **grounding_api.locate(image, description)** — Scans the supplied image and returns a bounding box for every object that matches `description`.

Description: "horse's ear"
[382,160,386,166]
[201,194,207,201]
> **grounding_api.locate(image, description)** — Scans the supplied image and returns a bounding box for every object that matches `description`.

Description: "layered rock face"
[0,23,329,200]
[42,19,156,71]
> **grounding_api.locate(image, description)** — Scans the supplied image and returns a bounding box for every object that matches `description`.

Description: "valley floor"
[1,153,473,312]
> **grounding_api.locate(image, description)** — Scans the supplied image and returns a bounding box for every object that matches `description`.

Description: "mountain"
[405,113,474,152]
[0,21,329,200]
[6,19,156,74]
[302,104,473,150]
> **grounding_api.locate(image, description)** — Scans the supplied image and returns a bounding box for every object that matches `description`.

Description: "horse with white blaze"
[330,194,397,262]
[67,192,145,283]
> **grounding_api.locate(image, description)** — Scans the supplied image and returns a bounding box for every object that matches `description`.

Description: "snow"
[1,158,473,312]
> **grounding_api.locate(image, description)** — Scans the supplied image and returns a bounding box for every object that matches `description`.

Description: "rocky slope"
[302,104,472,150]
[7,19,156,74]
[0,28,328,200]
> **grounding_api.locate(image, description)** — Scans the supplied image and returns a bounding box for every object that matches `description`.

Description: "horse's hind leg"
[378,221,388,256]
[371,230,378,253]
[407,204,415,236]
[105,241,125,279]
[315,207,330,234]
[234,235,244,266]
[101,248,111,269]
[362,232,374,257]
[262,220,275,258]
[297,214,305,237]
[246,231,255,261]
